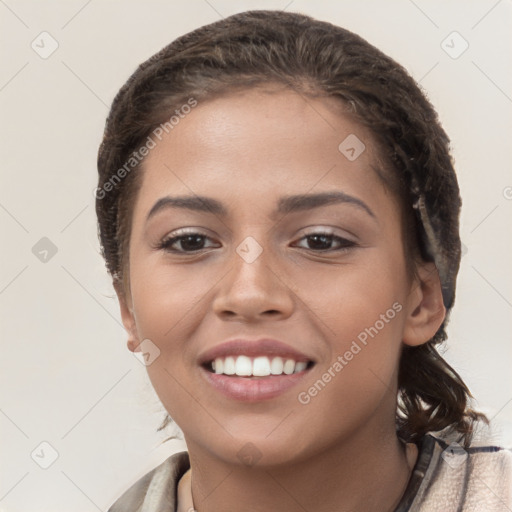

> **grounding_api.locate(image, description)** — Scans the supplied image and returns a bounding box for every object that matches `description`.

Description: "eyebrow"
[146,191,376,223]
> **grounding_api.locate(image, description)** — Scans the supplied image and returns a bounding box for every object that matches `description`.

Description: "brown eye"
[295,232,356,252]
[158,232,218,253]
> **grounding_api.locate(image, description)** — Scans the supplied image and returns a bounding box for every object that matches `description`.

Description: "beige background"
[1,0,511,510]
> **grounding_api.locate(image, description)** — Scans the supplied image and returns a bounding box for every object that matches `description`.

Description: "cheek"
[127,258,217,418]
[294,272,406,442]
[298,250,408,403]
[296,251,407,341]
[317,284,404,397]
[130,256,212,338]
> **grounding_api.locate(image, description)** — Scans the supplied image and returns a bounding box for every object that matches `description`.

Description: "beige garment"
[176,468,194,512]
[107,429,512,512]
[174,444,418,511]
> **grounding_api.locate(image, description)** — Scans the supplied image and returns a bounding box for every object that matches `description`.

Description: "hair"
[96,9,487,448]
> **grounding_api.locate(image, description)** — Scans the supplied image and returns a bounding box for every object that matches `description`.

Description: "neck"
[185,423,416,512]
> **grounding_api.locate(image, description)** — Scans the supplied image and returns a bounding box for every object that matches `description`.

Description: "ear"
[402,262,446,347]
[114,281,141,353]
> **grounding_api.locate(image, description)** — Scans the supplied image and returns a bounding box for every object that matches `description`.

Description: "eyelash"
[156,229,356,254]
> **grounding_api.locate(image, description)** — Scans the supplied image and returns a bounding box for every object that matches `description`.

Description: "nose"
[212,239,295,322]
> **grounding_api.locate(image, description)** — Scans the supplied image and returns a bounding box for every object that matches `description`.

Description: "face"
[118,85,438,467]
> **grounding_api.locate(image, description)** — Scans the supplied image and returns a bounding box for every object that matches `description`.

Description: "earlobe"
[114,281,140,353]
[402,262,446,347]
[127,339,141,353]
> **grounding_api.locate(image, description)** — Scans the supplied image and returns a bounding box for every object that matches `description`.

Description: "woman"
[96,10,512,511]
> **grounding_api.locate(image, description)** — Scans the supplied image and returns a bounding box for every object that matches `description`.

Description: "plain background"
[1,0,511,510]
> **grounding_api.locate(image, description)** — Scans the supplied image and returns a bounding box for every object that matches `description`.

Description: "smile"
[207,355,313,377]
[197,337,316,401]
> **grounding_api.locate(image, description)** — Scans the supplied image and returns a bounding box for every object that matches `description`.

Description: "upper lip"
[198,338,315,366]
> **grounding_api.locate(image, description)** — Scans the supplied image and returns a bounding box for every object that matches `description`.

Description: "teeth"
[235,355,252,376]
[210,356,310,377]
[224,356,236,375]
[253,356,271,376]
[295,361,307,373]
[214,358,223,375]
[283,359,295,375]
[270,357,284,375]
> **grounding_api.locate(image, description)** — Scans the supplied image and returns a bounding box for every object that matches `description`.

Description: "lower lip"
[200,366,312,402]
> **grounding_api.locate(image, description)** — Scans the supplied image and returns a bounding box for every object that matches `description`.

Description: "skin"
[116,85,446,512]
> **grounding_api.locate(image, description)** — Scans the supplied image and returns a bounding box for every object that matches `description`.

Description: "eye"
[294,231,356,252]
[157,230,218,253]
[156,229,356,254]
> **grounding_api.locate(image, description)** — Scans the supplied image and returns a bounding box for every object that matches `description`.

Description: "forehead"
[134,86,395,221]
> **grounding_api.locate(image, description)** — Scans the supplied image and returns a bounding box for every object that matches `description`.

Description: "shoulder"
[107,451,190,512]
[409,430,512,512]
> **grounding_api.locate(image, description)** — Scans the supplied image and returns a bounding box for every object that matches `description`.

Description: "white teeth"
[223,356,236,375]
[283,359,295,375]
[235,355,252,376]
[270,357,284,375]
[214,358,223,374]
[294,361,307,373]
[253,356,271,376]
[209,356,311,377]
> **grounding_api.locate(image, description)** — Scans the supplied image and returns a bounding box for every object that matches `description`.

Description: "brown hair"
[96,10,487,447]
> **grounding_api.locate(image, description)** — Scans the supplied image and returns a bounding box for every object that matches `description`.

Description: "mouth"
[197,338,316,401]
